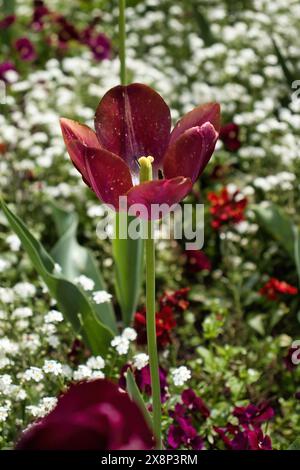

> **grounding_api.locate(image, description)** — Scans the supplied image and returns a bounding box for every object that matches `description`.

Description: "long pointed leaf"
[113,213,144,325]
[126,369,153,430]
[49,202,117,333]
[0,198,114,356]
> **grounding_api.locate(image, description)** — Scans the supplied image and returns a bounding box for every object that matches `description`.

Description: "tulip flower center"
[138,156,154,184]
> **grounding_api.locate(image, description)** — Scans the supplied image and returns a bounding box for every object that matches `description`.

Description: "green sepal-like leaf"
[0,198,114,356]
[113,213,144,326]
[288,437,300,450]
[49,201,117,333]
[126,369,153,430]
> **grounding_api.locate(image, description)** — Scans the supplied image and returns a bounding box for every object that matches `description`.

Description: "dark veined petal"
[16,379,153,450]
[169,103,220,147]
[126,177,192,220]
[69,141,133,209]
[163,123,218,183]
[94,83,171,181]
[60,118,101,184]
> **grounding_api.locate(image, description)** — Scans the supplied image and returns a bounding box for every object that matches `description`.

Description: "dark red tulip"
[16,379,153,450]
[60,83,220,219]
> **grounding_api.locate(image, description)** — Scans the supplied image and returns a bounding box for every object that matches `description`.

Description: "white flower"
[0,259,10,272]
[92,290,112,304]
[44,309,63,323]
[122,327,137,341]
[46,335,60,348]
[12,307,33,319]
[75,275,95,291]
[53,263,62,274]
[0,374,13,394]
[43,360,63,376]
[91,370,105,379]
[111,336,130,355]
[14,282,36,299]
[73,365,92,381]
[133,353,149,370]
[23,367,44,383]
[171,366,191,386]
[39,397,58,416]
[0,287,14,304]
[86,356,105,370]
[0,405,9,422]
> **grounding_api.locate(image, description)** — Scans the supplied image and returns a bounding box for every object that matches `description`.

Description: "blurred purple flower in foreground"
[16,379,153,450]
[15,37,37,62]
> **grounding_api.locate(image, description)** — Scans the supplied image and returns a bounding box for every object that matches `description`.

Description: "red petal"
[169,103,220,147]
[94,83,171,181]
[163,123,218,183]
[70,141,133,209]
[126,177,192,220]
[60,118,100,184]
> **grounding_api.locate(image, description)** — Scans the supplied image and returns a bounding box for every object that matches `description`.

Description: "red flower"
[0,15,16,30]
[134,305,176,348]
[16,379,153,450]
[185,250,212,273]
[60,84,220,219]
[32,1,49,31]
[208,187,247,229]
[159,287,190,312]
[259,277,298,301]
[219,123,241,152]
[15,37,37,62]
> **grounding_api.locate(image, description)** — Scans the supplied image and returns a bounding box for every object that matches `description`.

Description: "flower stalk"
[119,0,127,86]
[139,156,162,449]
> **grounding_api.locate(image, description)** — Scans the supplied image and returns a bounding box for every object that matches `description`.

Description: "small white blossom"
[75,275,95,291]
[0,259,10,273]
[133,353,149,370]
[122,327,137,341]
[111,336,130,355]
[6,234,21,251]
[0,405,9,422]
[44,309,63,324]
[14,282,36,299]
[43,360,63,376]
[86,356,105,370]
[12,307,33,319]
[23,367,44,383]
[92,290,112,304]
[91,370,105,379]
[46,335,60,348]
[171,366,191,386]
[73,365,92,381]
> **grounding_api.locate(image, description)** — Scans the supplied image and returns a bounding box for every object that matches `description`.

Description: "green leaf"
[294,226,300,287]
[0,198,114,356]
[288,438,300,450]
[112,213,144,325]
[49,202,117,333]
[253,203,295,259]
[272,37,295,86]
[248,314,265,336]
[126,369,153,430]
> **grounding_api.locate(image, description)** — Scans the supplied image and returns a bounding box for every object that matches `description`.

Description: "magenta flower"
[16,379,153,450]
[0,15,16,30]
[15,37,37,62]
[0,62,16,83]
[60,83,220,219]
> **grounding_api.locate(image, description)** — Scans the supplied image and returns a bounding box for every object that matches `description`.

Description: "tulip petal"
[126,177,192,220]
[94,83,171,181]
[163,123,218,183]
[60,118,101,184]
[169,103,220,147]
[69,141,133,209]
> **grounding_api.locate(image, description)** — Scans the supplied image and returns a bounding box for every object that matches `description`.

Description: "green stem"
[119,0,127,85]
[139,157,162,449]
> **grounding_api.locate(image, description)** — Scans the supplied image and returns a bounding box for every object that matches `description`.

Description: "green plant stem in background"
[139,157,162,449]
[119,0,127,85]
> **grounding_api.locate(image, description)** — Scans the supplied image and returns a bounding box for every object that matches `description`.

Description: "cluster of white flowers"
[171,366,192,386]
[73,355,106,381]
[111,328,137,355]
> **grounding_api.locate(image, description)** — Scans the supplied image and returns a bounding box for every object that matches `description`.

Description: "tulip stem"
[119,0,127,85]
[139,157,162,449]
